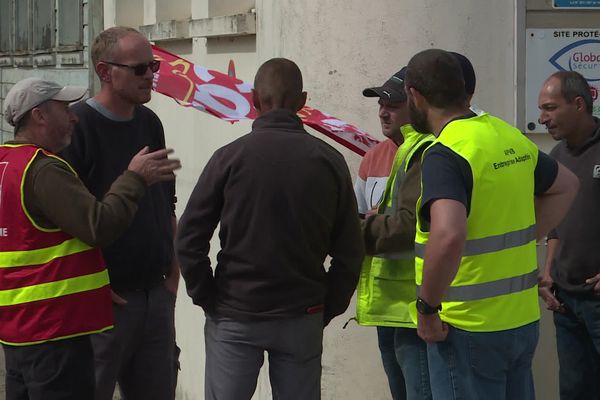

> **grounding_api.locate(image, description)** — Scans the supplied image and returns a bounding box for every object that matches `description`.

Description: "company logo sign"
[549,39,600,81]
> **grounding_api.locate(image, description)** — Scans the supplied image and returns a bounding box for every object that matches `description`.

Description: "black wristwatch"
[416,297,442,315]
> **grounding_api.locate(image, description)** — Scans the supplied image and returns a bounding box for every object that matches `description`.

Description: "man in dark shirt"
[404,49,578,400]
[60,27,180,400]
[176,58,364,400]
[538,70,600,400]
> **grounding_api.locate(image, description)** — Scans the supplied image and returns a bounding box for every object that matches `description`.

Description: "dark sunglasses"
[103,60,161,76]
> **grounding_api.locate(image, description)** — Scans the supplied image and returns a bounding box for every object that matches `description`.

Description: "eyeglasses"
[102,60,161,76]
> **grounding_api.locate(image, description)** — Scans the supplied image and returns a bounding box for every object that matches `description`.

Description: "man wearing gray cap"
[355,67,434,400]
[0,77,179,400]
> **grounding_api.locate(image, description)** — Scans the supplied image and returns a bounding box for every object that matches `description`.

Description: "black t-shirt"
[61,101,176,290]
[420,141,558,224]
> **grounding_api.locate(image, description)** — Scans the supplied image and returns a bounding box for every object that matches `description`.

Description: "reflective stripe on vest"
[0,270,109,306]
[0,238,92,268]
[417,269,538,302]
[414,224,535,258]
[414,113,540,332]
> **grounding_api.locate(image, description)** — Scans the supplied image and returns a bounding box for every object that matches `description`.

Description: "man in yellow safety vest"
[404,49,578,400]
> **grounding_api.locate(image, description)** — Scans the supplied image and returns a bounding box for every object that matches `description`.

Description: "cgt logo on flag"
[151,46,379,156]
[549,39,600,81]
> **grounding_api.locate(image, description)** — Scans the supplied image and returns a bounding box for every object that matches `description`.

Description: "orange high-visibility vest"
[0,144,112,346]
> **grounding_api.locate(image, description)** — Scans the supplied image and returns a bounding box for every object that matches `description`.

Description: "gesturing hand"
[128,146,182,185]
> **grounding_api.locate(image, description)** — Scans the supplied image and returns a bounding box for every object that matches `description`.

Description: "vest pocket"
[367,260,416,324]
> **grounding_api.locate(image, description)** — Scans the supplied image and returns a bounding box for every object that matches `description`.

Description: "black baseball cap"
[362,67,407,102]
[449,52,476,95]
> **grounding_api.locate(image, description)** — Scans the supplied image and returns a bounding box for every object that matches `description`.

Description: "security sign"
[553,0,600,8]
[526,29,600,132]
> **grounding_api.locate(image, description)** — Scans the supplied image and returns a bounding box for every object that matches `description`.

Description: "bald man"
[177,58,364,400]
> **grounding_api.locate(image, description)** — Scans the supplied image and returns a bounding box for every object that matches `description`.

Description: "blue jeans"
[377,327,406,400]
[553,289,600,400]
[427,322,538,400]
[395,327,432,400]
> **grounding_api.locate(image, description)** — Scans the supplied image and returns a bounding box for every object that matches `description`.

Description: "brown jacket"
[176,109,364,324]
[10,142,146,247]
[361,146,426,255]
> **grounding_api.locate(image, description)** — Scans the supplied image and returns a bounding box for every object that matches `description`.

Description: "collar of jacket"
[252,109,304,132]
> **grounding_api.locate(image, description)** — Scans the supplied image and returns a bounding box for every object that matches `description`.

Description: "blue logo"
[549,39,600,81]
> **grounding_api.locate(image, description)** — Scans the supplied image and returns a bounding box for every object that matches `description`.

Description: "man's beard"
[408,98,430,134]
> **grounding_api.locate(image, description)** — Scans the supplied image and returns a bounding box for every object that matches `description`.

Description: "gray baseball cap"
[4,78,87,127]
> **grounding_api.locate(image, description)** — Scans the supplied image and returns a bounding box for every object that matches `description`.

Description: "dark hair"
[405,49,467,109]
[254,58,303,110]
[550,71,593,114]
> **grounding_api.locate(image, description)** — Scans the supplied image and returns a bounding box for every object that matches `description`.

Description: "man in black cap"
[355,69,408,217]
[355,68,434,400]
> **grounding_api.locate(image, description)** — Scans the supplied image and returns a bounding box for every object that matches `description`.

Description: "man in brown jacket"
[177,58,364,400]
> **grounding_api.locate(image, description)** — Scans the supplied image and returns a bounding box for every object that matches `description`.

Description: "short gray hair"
[550,71,593,114]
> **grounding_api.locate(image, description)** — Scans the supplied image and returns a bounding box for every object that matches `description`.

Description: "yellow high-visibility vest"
[414,113,540,332]
[357,126,434,327]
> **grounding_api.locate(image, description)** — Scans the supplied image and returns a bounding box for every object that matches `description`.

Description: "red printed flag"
[152,46,379,156]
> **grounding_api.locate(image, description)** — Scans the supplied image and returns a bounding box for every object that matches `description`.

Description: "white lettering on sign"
[0,228,8,237]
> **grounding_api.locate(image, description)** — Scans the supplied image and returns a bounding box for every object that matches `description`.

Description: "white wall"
[255,2,562,400]
[256,0,519,177]
[106,0,565,399]
[148,36,257,399]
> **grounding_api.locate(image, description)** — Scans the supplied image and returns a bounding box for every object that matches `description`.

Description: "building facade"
[2,0,597,398]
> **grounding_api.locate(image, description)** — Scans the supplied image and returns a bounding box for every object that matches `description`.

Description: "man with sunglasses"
[61,26,179,400]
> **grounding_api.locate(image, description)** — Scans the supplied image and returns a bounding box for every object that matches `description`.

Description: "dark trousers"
[3,335,94,400]
[92,283,177,400]
[376,327,407,400]
[554,289,600,400]
[204,313,324,400]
